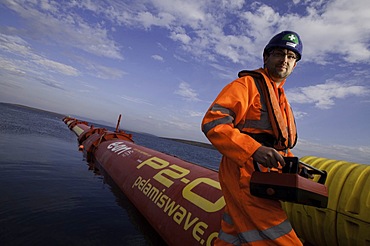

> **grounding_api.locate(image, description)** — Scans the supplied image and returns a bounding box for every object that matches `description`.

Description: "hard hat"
[264,31,303,61]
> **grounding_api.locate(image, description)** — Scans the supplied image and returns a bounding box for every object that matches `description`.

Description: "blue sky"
[1,0,369,163]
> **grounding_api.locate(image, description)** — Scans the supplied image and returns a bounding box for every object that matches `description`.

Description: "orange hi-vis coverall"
[201,68,302,245]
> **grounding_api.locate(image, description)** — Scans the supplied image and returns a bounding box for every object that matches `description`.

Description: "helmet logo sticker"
[282,34,299,48]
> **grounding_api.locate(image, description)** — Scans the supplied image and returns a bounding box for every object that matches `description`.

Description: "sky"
[1,0,370,164]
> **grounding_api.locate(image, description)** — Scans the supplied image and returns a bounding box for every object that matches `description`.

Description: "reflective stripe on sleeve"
[202,104,236,135]
[218,230,241,245]
[202,116,234,135]
[218,219,293,244]
[222,212,234,225]
[210,104,236,118]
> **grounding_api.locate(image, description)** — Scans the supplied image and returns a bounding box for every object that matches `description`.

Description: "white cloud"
[220,0,244,9]
[86,64,126,80]
[214,35,255,63]
[6,0,367,66]
[151,0,206,28]
[34,58,79,76]
[0,34,31,55]
[289,0,370,64]
[137,0,370,66]
[175,82,200,101]
[173,54,188,62]
[287,81,370,109]
[121,95,153,105]
[0,33,79,76]
[39,0,59,12]
[294,138,370,164]
[170,32,191,44]
[292,110,307,119]
[151,54,164,61]
[0,58,26,75]
[137,11,175,29]
[188,110,203,117]
[242,3,281,35]
[2,0,123,60]
[39,80,65,90]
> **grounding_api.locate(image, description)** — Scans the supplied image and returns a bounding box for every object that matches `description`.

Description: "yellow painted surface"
[72,126,85,137]
[282,156,370,246]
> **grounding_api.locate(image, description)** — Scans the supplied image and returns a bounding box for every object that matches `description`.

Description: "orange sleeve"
[201,77,262,167]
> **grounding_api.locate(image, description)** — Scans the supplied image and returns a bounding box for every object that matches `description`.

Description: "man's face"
[264,48,297,83]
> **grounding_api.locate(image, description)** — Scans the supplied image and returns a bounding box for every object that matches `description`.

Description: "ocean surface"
[0,103,222,246]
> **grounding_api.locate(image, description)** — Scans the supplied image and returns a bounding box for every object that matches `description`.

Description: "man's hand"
[252,146,285,169]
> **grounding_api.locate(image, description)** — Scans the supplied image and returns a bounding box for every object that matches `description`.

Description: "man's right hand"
[252,146,285,169]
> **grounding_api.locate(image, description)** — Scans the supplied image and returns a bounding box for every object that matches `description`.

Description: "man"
[201,31,303,245]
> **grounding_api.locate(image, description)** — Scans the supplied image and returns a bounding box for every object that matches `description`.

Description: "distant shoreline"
[0,102,66,118]
[161,137,215,150]
[1,102,215,150]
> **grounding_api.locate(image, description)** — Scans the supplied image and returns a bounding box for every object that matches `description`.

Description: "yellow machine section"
[72,125,85,136]
[282,156,370,246]
[64,118,90,137]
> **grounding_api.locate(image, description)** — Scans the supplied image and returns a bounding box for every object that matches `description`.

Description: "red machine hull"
[63,117,224,246]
